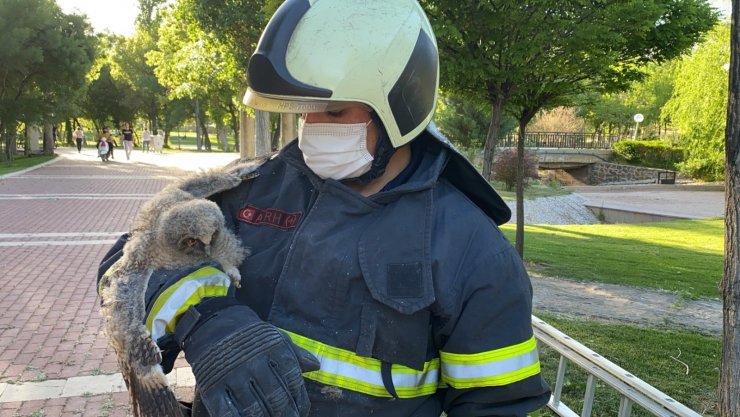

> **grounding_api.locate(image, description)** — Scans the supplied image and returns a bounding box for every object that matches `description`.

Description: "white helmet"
[243,0,439,148]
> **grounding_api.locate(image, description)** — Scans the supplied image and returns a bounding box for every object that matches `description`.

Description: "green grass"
[535,313,721,417]
[0,154,56,175]
[493,179,572,201]
[501,219,723,298]
[166,131,239,151]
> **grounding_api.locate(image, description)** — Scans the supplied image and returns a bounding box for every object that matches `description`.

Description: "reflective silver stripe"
[147,268,232,342]
[314,354,440,389]
[284,330,439,397]
[442,349,540,380]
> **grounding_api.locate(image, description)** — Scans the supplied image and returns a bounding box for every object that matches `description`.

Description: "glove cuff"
[175,297,245,349]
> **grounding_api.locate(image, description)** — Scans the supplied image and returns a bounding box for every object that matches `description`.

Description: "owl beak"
[198,236,213,256]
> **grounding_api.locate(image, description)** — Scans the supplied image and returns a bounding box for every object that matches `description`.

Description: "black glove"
[175,297,320,417]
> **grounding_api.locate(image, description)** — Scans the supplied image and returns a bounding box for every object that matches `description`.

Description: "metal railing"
[532,315,702,417]
[501,132,621,149]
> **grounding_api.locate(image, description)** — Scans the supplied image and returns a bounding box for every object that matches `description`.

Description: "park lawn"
[493,180,572,201]
[0,154,56,176]
[500,219,723,298]
[169,131,238,151]
[534,313,721,417]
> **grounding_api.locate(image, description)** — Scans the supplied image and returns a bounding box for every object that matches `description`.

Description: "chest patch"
[238,205,303,230]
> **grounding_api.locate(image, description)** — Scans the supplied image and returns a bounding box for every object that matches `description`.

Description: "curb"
[0,368,194,403]
[0,154,61,179]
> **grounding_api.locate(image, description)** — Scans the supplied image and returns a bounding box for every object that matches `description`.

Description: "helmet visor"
[244,88,372,114]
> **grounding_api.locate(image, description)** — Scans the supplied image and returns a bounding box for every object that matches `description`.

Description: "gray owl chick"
[100,160,266,417]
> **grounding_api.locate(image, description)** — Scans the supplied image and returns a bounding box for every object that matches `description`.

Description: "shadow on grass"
[501,220,723,298]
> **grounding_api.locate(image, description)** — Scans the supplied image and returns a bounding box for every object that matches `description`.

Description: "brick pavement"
[0,147,239,416]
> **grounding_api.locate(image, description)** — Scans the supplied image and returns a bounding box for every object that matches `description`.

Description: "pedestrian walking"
[73,126,84,153]
[103,128,116,160]
[142,128,151,153]
[121,122,135,160]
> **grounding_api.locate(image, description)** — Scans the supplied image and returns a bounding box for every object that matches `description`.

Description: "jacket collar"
[278,126,511,225]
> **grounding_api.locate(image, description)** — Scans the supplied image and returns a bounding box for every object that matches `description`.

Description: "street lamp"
[633,113,644,140]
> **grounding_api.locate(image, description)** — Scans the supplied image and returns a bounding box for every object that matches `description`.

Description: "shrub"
[676,155,725,182]
[611,139,684,170]
[493,149,539,191]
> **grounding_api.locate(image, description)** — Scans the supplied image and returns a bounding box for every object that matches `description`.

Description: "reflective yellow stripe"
[283,330,440,398]
[146,266,231,341]
[440,336,542,389]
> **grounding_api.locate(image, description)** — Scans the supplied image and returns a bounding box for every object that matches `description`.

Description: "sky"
[56,0,141,37]
[57,0,732,38]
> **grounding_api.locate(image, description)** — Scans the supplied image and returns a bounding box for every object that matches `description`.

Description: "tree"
[159,98,191,147]
[84,64,135,132]
[576,92,634,137]
[113,26,167,135]
[150,2,245,151]
[577,61,678,138]
[137,0,167,27]
[721,3,740,416]
[188,0,283,153]
[423,0,718,255]
[528,107,587,133]
[623,63,678,137]
[663,22,731,181]
[435,92,516,150]
[0,0,96,159]
[423,0,718,181]
[186,0,270,69]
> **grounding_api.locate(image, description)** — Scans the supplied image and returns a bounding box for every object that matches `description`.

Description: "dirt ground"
[531,274,722,336]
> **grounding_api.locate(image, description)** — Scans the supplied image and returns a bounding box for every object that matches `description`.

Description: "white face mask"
[298,120,374,180]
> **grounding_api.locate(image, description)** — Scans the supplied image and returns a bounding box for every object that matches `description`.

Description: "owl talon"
[224,266,242,288]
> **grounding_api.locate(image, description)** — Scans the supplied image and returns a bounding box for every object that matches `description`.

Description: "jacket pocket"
[356,191,435,370]
[356,301,431,371]
[357,191,435,314]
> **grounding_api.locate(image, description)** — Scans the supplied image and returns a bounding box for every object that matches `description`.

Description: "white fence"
[532,315,703,417]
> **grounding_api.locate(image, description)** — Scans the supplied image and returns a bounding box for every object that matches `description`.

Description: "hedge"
[611,139,684,170]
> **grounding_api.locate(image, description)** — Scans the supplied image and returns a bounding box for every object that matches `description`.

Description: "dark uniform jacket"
[139,130,550,417]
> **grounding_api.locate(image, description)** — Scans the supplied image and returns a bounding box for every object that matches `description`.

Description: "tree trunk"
[228,101,240,152]
[195,99,202,151]
[515,111,537,257]
[482,96,506,181]
[255,110,271,156]
[280,113,297,148]
[720,2,740,416]
[217,125,228,152]
[240,112,255,158]
[150,118,159,136]
[43,122,54,156]
[199,116,212,151]
[3,121,17,162]
[64,119,74,145]
[515,119,526,257]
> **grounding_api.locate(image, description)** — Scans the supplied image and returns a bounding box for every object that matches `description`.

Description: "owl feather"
[100,159,266,417]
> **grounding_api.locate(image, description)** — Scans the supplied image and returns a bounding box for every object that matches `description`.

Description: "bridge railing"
[501,132,621,149]
[533,315,702,417]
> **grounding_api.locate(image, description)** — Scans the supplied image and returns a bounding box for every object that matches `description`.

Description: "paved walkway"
[0,147,239,416]
[570,184,724,219]
[0,147,724,416]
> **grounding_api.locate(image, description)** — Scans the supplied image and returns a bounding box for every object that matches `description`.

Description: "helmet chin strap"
[345,112,397,185]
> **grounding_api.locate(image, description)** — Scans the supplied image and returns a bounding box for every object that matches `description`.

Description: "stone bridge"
[496,132,676,185]
[523,148,613,169]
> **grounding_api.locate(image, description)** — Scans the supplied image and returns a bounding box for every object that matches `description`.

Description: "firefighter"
[99,0,551,415]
